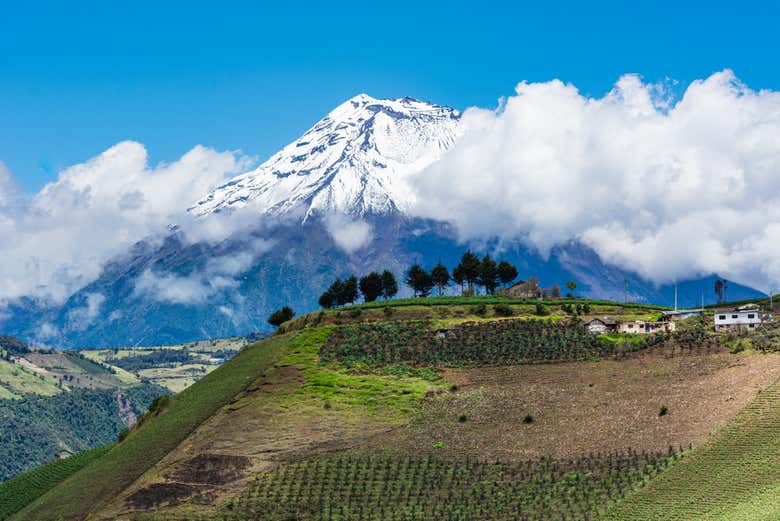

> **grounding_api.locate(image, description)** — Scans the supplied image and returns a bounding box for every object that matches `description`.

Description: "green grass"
[0,445,112,520]
[276,328,442,419]
[600,333,647,345]
[10,336,290,521]
[603,378,780,520]
[0,359,60,397]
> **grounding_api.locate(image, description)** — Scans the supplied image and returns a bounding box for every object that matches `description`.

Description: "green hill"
[604,379,780,520]
[5,299,780,521]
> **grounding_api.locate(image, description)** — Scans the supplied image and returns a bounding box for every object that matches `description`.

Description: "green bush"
[493,303,514,317]
[535,303,550,316]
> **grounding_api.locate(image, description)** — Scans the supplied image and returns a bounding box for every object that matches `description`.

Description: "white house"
[714,305,763,332]
[618,320,675,334]
[582,317,618,334]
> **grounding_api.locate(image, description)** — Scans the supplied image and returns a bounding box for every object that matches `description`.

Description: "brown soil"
[114,390,138,427]
[165,454,251,485]
[96,364,397,520]
[96,349,780,520]
[386,351,780,461]
[126,483,207,510]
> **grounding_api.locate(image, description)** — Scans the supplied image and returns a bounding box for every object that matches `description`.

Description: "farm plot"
[321,320,650,367]
[195,451,681,521]
[603,377,780,521]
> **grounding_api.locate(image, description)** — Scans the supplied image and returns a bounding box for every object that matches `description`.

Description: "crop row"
[320,320,651,367]
[166,449,682,521]
[602,381,780,520]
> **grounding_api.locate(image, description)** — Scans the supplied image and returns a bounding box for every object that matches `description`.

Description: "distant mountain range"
[0,95,762,347]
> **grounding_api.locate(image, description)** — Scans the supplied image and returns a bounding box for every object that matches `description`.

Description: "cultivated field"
[7,303,780,521]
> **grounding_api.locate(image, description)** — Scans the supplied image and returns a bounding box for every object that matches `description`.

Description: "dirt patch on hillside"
[126,482,208,510]
[165,454,251,485]
[385,351,780,461]
[98,363,398,520]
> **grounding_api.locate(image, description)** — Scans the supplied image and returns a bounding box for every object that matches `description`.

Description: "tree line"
[318,270,399,309]
[317,251,520,308]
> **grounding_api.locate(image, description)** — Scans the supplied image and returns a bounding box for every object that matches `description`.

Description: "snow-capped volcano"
[189,94,461,219]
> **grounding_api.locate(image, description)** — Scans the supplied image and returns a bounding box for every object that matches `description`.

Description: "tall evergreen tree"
[318,290,335,309]
[359,272,383,303]
[497,261,519,287]
[430,262,451,296]
[406,264,434,298]
[381,270,398,299]
[478,254,499,295]
[456,251,481,291]
[326,278,345,306]
[341,276,359,305]
[452,264,466,293]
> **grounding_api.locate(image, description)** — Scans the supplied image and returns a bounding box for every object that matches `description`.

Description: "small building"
[714,305,763,332]
[54,449,74,460]
[619,320,675,334]
[582,317,618,334]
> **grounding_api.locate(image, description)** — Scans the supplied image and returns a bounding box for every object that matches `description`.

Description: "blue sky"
[2,0,778,193]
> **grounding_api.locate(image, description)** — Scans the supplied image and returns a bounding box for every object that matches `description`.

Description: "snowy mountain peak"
[189,94,462,219]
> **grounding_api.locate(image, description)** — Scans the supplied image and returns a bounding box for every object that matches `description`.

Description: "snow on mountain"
[189,94,461,219]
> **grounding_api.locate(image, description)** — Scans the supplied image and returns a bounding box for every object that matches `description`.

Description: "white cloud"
[133,270,215,305]
[323,213,373,254]
[132,240,274,305]
[0,142,250,302]
[66,292,106,331]
[408,70,780,291]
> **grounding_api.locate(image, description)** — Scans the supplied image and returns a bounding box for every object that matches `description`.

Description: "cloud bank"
[409,70,780,291]
[324,213,373,254]
[0,142,250,302]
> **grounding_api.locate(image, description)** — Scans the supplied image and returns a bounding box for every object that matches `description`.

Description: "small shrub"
[493,303,514,317]
[659,404,669,416]
[449,384,459,392]
[473,303,487,316]
[432,441,444,449]
[383,306,394,316]
[535,303,549,316]
[268,306,295,327]
[523,413,534,424]
[117,428,130,443]
[457,412,468,423]
[323,401,332,410]
[349,308,362,318]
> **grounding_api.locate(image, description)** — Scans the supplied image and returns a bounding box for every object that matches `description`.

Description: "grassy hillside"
[0,445,112,520]
[10,335,288,521]
[604,378,780,520]
[8,301,780,521]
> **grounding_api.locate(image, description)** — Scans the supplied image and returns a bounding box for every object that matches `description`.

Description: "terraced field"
[604,378,780,520]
